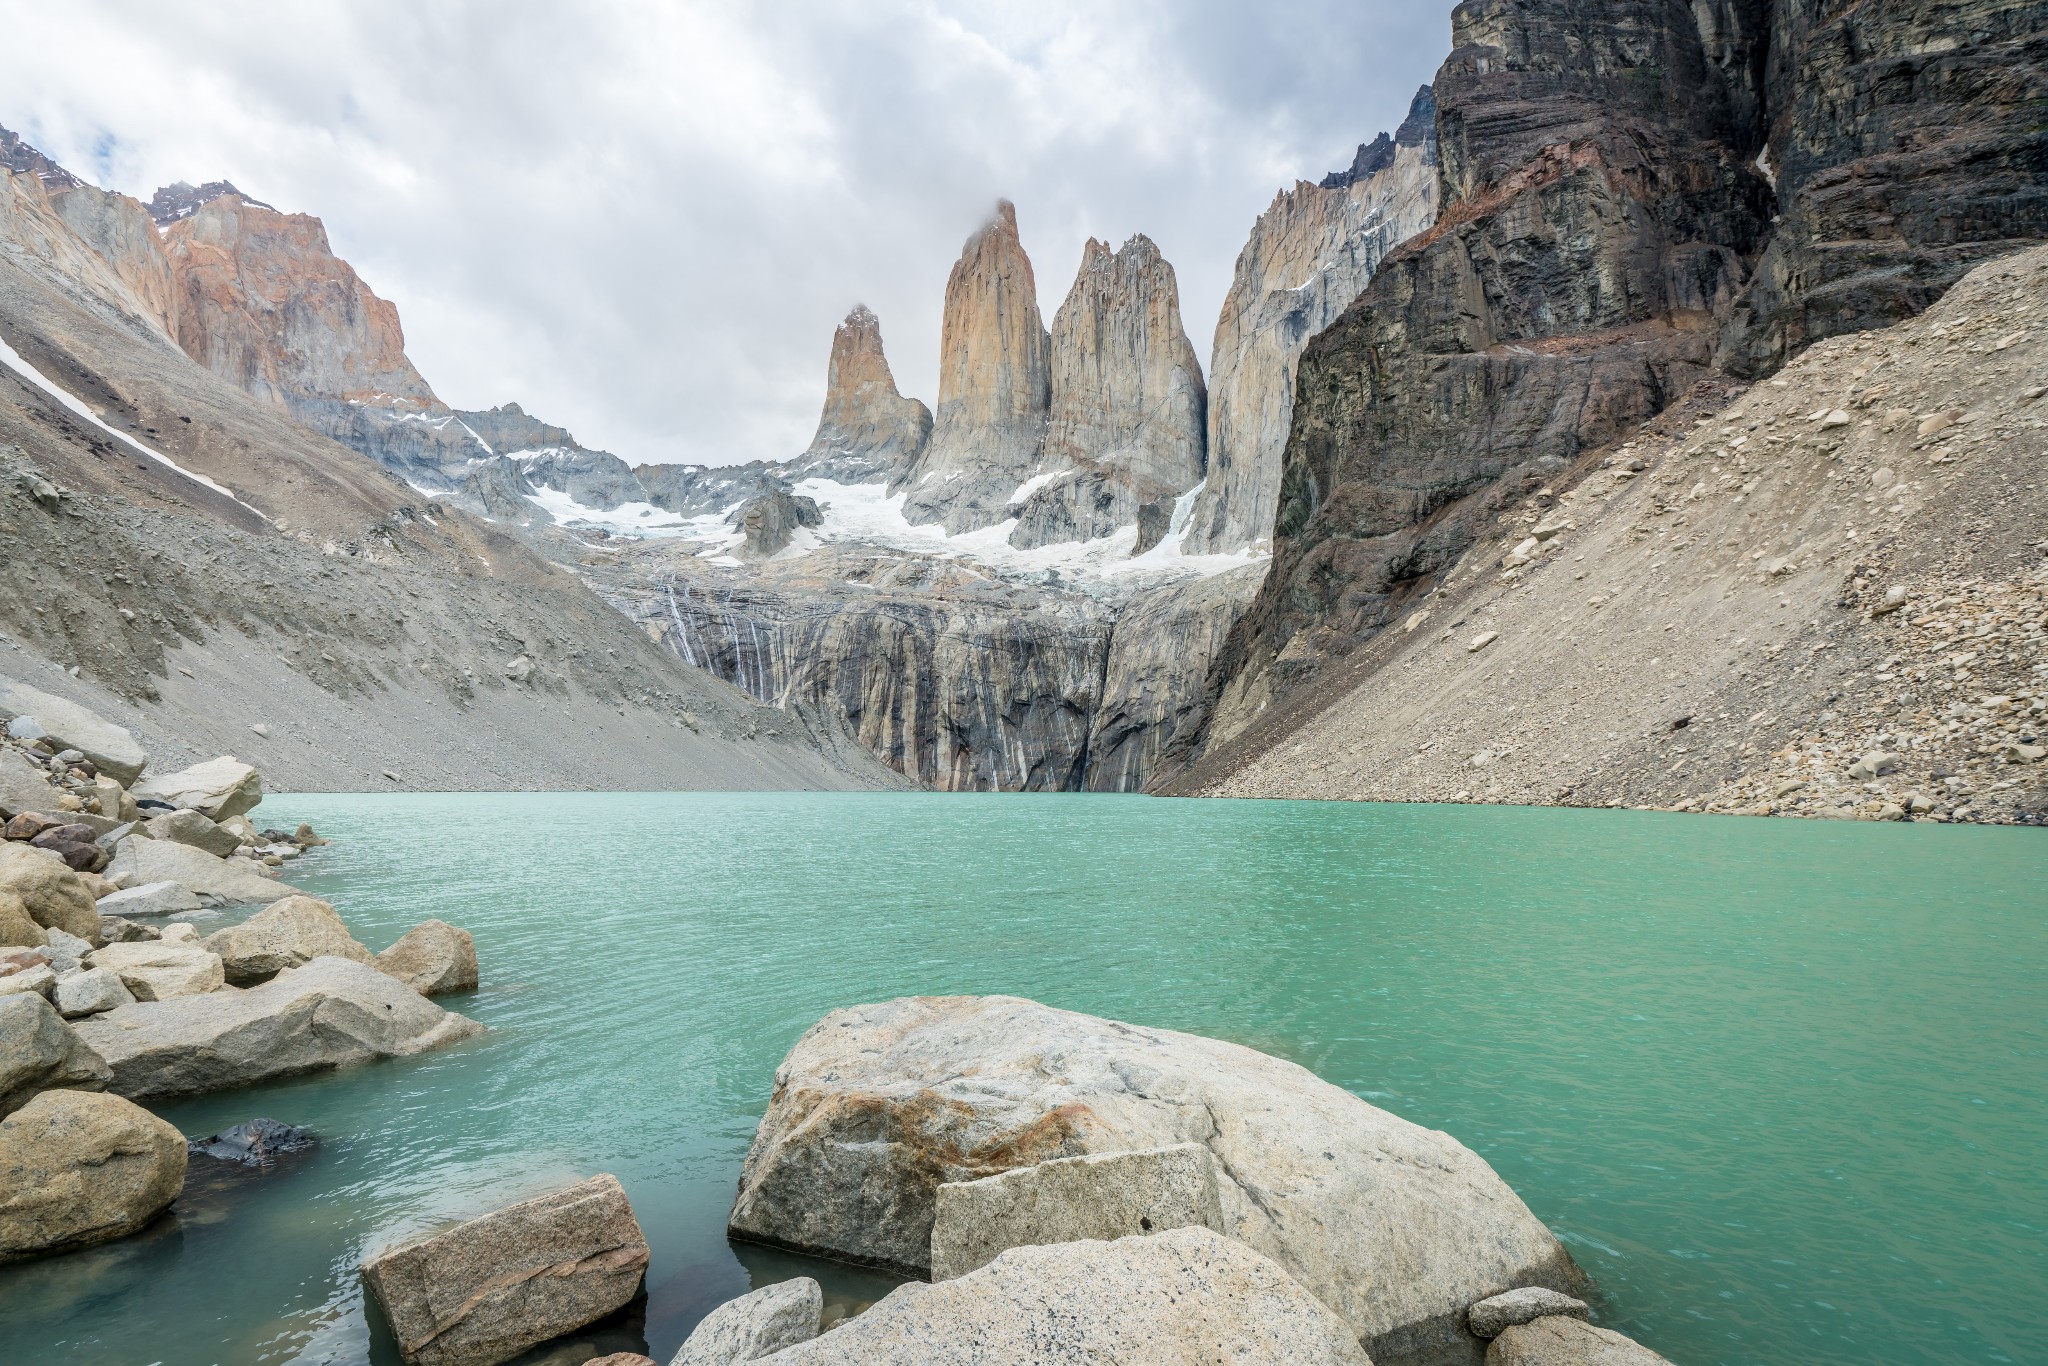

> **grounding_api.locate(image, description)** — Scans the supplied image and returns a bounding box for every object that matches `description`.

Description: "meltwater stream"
[0,794,2041,1365]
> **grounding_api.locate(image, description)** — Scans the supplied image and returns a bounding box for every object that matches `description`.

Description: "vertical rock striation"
[896,201,1051,532]
[1181,86,1439,555]
[1010,235,1206,552]
[800,305,931,484]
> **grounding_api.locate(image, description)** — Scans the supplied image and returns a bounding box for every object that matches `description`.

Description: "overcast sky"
[6,1,1455,467]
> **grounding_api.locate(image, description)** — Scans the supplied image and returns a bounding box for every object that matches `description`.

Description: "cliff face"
[45,183,183,343]
[1011,234,1206,552]
[1181,86,1440,555]
[1181,0,2048,779]
[803,305,932,483]
[897,200,1052,532]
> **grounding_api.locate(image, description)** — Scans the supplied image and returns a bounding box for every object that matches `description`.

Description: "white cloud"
[4,0,1454,466]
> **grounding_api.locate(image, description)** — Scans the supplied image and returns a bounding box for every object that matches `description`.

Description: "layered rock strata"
[1181,85,1440,555]
[896,201,1052,533]
[1178,0,2048,780]
[1011,234,1206,551]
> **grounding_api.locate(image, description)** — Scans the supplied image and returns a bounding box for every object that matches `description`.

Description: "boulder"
[104,837,289,904]
[729,997,1582,1363]
[86,941,224,1001]
[100,917,163,943]
[0,993,110,1116]
[0,1089,185,1262]
[30,821,109,873]
[930,1143,1224,1281]
[0,842,101,941]
[53,967,135,1019]
[95,881,203,918]
[0,679,148,784]
[671,1278,821,1365]
[0,891,46,948]
[144,809,241,859]
[71,956,484,1100]
[587,1358,656,1366]
[376,920,478,996]
[1469,1289,1591,1339]
[360,1173,651,1366]
[201,895,371,985]
[187,1116,316,1166]
[761,1227,1369,1366]
[0,964,56,1000]
[40,927,91,973]
[1487,1317,1672,1365]
[132,757,262,821]
[0,748,60,820]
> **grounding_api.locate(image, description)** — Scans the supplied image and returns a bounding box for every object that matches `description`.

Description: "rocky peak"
[800,304,931,482]
[147,181,274,228]
[897,199,1052,532]
[0,125,80,190]
[1009,234,1205,551]
[1321,86,1437,189]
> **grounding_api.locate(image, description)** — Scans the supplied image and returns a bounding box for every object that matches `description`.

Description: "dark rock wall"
[1183,0,2048,764]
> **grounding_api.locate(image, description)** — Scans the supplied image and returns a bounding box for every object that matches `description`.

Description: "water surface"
[0,794,2041,1365]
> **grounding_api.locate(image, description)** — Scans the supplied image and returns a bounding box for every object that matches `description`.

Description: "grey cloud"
[5,0,1455,465]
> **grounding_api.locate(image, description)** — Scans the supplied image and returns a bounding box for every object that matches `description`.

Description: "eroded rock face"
[72,955,483,1100]
[732,489,824,560]
[803,306,932,483]
[1009,235,1205,551]
[758,1227,1371,1366]
[728,996,1583,1362]
[1181,86,1439,556]
[0,1089,185,1263]
[360,1173,650,1366]
[897,202,1051,533]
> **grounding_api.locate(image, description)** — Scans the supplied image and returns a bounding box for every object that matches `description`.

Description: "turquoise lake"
[0,793,2041,1364]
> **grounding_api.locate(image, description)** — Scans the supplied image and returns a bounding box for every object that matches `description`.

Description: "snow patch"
[525,485,692,537]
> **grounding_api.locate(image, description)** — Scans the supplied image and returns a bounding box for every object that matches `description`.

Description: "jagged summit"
[802,303,931,478]
[0,123,81,190]
[1320,86,1437,189]
[147,180,275,226]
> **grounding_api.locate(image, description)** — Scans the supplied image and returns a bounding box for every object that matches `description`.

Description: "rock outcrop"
[1181,85,1439,555]
[72,955,484,1100]
[0,992,110,1116]
[1009,235,1205,551]
[756,1228,1370,1366]
[1183,0,2048,772]
[897,202,1051,533]
[728,996,1583,1362]
[801,306,932,483]
[0,1088,185,1263]
[360,1173,651,1366]
[672,1278,823,1365]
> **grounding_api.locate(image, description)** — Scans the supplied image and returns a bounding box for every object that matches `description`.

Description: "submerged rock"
[72,955,484,1100]
[0,1089,184,1262]
[187,1116,316,1166]
[670,1277,822,1365]
[729,996,1583,1362]
[0,992,109,1117]
[360,1173,650,1366]
[762,1227,1367,1365]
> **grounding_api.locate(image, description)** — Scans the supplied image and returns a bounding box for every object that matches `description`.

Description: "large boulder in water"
[0,1089,185,1262]
[71,955,484,1100]
[0,992,109,1116]
[375,919,478,996]
[0,843,101,942]
[360,1173,650,1366]
[132,756,262,821]
[729,996,1584,1364]
[200,895,372,984]
[758,1226,1369,1365]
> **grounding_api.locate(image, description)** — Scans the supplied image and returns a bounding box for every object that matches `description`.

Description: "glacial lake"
[0,793,2041,1365]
